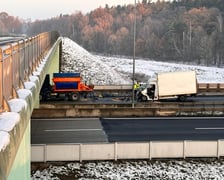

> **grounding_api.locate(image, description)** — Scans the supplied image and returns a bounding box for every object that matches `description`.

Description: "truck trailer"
[137,71,197,101]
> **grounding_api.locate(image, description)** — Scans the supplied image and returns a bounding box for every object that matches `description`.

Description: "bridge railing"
[0,31,60,112]
[0,49,2,112]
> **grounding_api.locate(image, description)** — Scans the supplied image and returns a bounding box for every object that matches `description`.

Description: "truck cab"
[137,81,157,101]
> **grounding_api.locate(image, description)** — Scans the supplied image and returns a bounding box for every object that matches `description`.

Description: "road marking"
[44,129,102,132]
[103,117,224,120]
[195,127,224,130]
[32,118,99,121]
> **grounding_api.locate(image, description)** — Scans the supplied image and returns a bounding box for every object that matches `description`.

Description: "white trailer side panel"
[157,71,197,97]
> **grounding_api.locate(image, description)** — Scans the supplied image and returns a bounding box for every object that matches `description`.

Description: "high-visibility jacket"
[134,83,140,90]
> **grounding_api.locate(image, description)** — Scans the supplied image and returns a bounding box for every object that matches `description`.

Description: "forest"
[0,0,224,66]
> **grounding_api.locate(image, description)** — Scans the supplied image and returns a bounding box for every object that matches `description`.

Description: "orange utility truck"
[40,72,94,101]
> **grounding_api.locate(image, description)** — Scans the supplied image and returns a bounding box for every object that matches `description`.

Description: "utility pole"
[189,21,192,46]
[132,0,136,108]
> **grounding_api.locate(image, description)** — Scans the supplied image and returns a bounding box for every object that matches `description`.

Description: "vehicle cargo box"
[55,82,78,90]
[53,72,80,78]
[157,71,197,97]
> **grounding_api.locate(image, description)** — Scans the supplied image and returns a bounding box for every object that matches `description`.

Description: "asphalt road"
[31,118,107,144]
[32,117,224,144]
[101,117,224,142]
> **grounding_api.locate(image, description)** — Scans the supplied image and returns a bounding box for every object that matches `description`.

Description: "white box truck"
[137,71,197,101]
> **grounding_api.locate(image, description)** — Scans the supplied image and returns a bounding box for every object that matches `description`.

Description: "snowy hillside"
[61,37,224,85]
[61,38,127,85]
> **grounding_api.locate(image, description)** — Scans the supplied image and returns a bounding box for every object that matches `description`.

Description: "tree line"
[0,0,224,66]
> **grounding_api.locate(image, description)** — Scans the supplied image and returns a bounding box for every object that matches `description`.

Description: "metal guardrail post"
[3,46,13,102]
[217,139,220,159]
[114,142,117,161]
[44,144,47,163]
[183,140,186,159]
[79,144,82,162]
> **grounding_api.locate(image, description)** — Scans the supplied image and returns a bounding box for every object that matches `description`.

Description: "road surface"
[31,117,224,144]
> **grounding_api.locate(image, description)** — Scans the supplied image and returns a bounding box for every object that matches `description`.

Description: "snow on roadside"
[61,37,129,85]
[97,55,224,83]
[61,37,224,85]
[32,159,224,179]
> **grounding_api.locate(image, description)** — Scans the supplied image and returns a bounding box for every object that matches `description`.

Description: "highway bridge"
[1,32,224,179]
[0,32,61,180]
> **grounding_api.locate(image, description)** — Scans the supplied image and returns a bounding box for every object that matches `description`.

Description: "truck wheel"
[141,95,147,102]
[46,91,51,99]
[42,90,51,101]
[71,92,80,101]
[178,95,186,102]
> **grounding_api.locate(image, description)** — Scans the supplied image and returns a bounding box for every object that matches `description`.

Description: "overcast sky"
[0,0,139,21]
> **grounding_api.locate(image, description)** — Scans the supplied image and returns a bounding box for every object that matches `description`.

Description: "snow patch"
[0,112,20,132]
[8,99,27,113]
[29,75,39,84]
[24,81,36,91]
[31,160,224,179]
[0,112,20,152]
[61,37,128,85]
[0,131,10,152]
[97,55,224,83]
[17,89,32,100]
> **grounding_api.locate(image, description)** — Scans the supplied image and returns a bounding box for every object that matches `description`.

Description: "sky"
[0,0,138,21]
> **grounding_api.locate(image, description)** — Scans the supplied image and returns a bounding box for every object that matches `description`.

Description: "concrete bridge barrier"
[31,140,224,162]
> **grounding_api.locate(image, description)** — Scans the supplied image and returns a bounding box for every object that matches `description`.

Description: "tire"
[70,92,80,101]
[141,95,147,102]
[42,90,51,101]
[82,92,88,98]
[178,95,186,102]
[46,91,51,99]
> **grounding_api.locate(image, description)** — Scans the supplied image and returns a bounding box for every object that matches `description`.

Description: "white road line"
[32,118,99,121]
[195,127,224,130]
[44,129,102,132]
[104,117,224,120]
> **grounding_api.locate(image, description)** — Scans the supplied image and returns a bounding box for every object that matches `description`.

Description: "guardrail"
[0,31,60,112]
[32,105,224,118]
[198,83,224,92]
[31,140,224,162]
[94,83,224,93]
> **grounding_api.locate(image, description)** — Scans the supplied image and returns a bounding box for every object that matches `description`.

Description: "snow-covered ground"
[31,38,224,179]
[61,37,224,85]
[32,159,224,180]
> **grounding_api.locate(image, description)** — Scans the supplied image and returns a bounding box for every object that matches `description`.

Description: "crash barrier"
[198,83,224,92]
[94,83,224,94]
[31,140,224,162]
[0,31,60,112]
[32,105,224,118]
